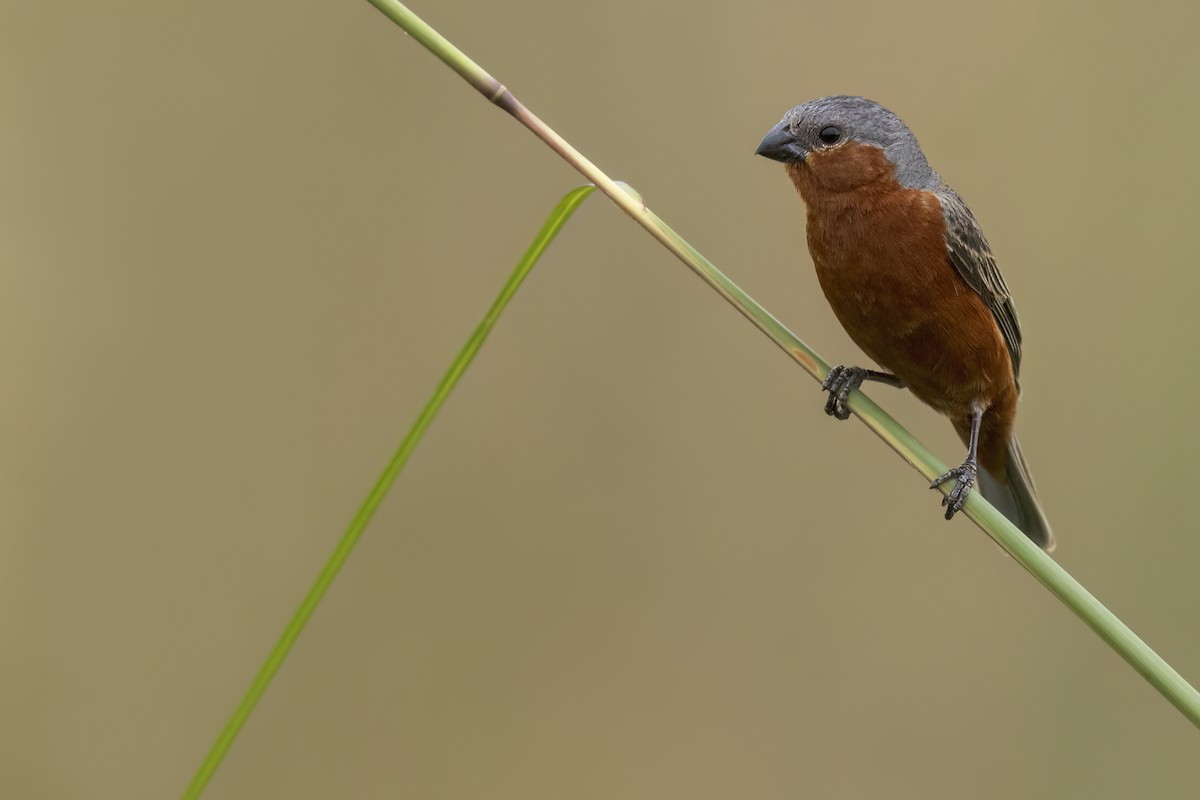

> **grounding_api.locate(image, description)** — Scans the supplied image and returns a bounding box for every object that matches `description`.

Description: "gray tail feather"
[977,434,1055,552]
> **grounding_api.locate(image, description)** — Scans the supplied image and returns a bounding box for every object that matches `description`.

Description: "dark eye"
[818,126,842,145]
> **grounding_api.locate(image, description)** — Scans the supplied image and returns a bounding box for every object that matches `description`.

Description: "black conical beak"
[755,121,807,163]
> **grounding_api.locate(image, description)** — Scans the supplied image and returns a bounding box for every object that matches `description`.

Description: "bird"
[755,95,1054,550]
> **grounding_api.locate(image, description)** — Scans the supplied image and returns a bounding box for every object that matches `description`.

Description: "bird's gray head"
[755,96,938,190]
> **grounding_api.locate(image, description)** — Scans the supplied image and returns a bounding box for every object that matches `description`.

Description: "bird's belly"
[813,249,1012,416]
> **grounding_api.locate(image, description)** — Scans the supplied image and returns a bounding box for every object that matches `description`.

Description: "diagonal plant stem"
[182,186,601,799]
[362,0,1200,726]
[184,4,1199,797]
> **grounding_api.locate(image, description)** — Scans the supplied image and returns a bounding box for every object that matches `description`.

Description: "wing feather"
[935,185,1023,384]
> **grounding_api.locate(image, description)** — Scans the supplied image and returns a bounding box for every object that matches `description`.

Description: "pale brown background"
[3,1,1199,797]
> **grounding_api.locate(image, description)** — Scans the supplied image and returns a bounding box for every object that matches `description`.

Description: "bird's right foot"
[821,365,868,420]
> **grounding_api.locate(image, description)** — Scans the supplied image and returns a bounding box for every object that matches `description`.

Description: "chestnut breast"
[786,141,1014,417]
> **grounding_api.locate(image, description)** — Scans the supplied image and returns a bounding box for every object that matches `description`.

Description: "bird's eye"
[818,126,842,145]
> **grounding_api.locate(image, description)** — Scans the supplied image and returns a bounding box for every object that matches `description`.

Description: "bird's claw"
[930,460,978,520]
[821,365,867,420]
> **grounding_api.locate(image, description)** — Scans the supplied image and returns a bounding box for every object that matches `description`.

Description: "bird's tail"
[977,434,1055,552]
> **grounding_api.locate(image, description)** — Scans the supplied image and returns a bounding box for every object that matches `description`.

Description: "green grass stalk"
[361,0,1200,727]
[181,186,600,799]
[183,3,1200,796]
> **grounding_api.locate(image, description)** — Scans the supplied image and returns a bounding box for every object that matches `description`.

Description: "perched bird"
[756,96,1053,550]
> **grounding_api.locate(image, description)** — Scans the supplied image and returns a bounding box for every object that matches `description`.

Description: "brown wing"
[935,185,1023,384]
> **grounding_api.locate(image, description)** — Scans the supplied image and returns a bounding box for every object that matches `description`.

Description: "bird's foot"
[930,459,978,520]
[821,365,867,420]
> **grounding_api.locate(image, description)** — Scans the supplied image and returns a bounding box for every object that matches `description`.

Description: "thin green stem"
[362,0,1200,727]
[184,5,1199,796]
[181,186,599,800]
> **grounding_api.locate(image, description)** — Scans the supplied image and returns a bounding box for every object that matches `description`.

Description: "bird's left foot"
[930,460,977,520]
[821,365,868,420]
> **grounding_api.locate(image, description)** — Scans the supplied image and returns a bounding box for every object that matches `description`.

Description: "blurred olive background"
[4,1,1200,797]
